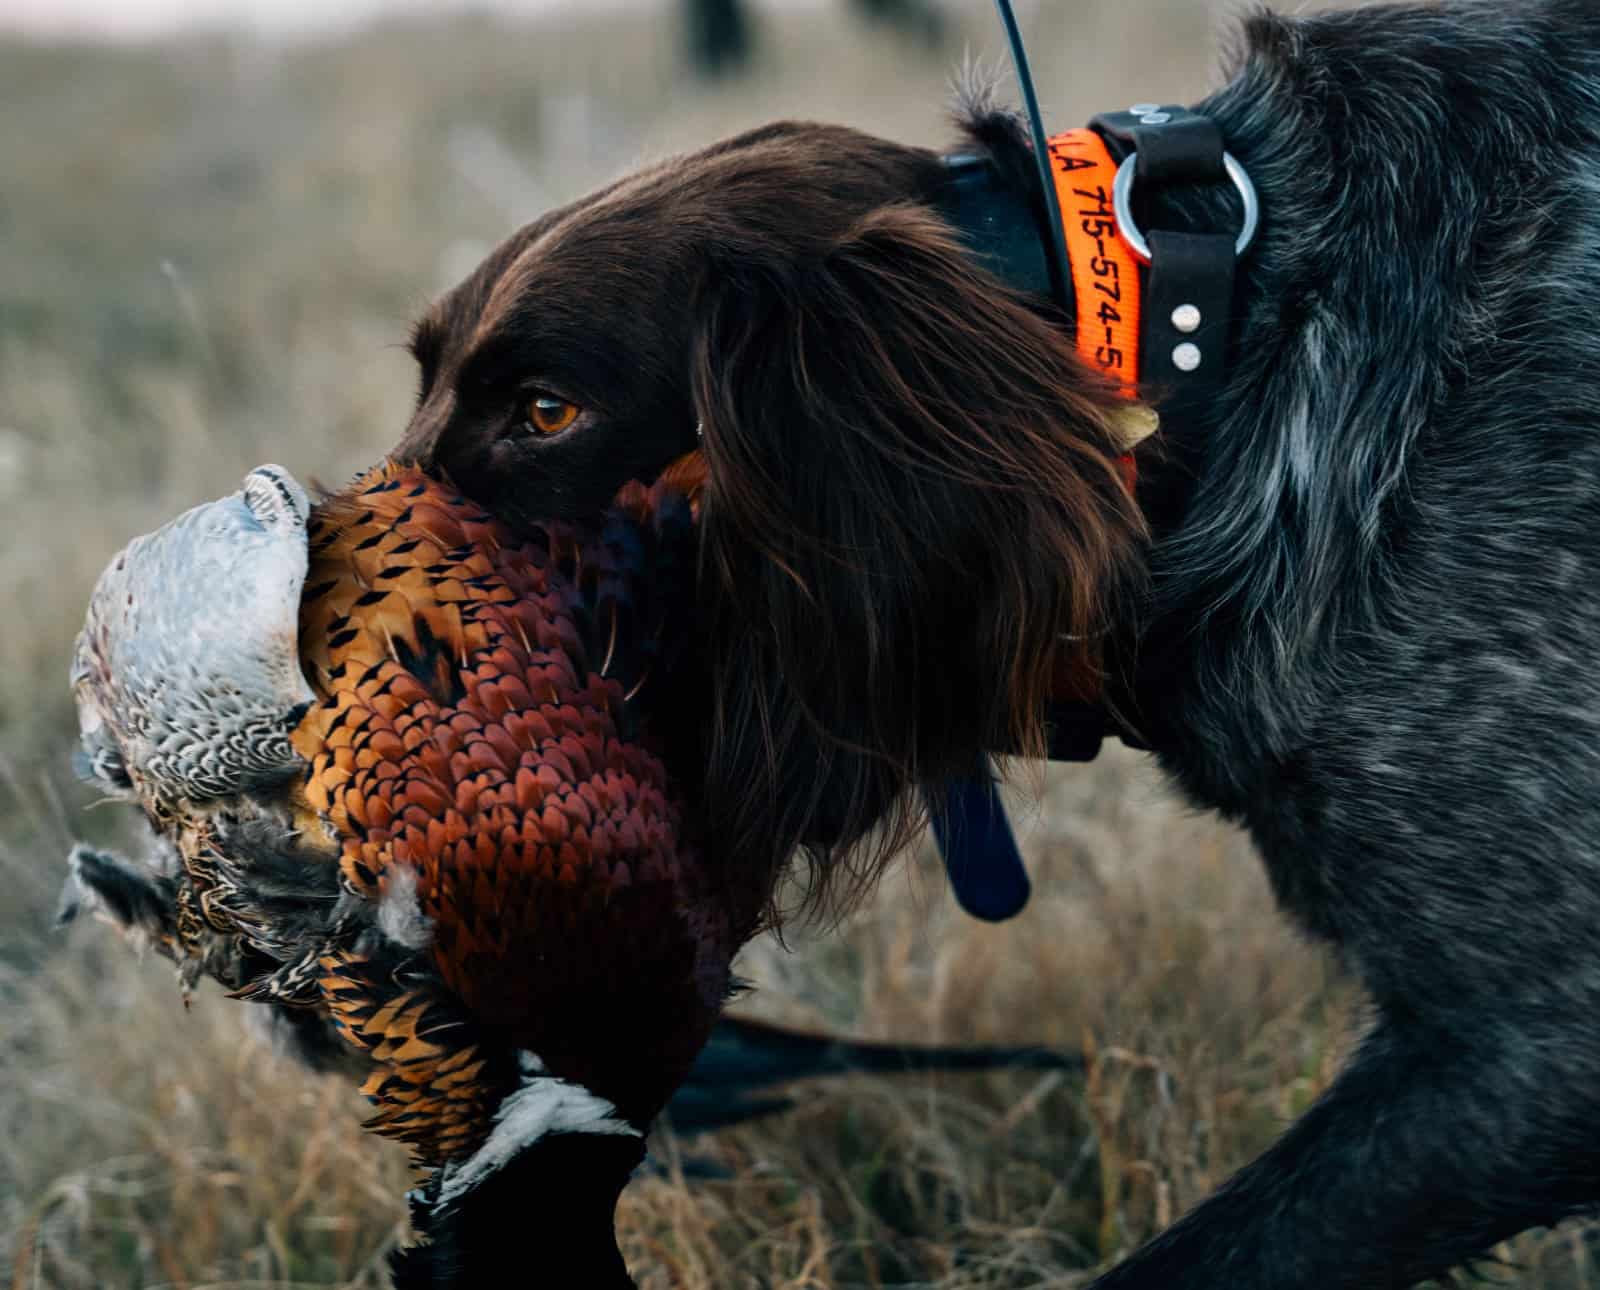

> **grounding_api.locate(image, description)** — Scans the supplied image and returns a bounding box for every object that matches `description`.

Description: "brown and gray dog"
[391,2,1600,1285]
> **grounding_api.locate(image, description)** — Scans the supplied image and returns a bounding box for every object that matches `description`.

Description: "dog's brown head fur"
[396,112,1147,920]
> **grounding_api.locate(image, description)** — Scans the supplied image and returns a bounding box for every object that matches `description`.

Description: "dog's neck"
[942,105,1252,543]
[942,114,1223,748]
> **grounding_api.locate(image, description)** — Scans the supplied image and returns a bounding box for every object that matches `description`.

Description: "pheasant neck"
[392,1132,646,1288]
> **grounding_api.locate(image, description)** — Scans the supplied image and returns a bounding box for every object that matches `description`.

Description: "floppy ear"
[690,203,1147,918]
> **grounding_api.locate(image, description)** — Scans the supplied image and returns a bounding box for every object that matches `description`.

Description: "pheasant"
[63,458,1083,1285]
[64,457,747,1286]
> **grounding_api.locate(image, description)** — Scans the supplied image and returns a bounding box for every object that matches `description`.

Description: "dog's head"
[396,108,1148,918]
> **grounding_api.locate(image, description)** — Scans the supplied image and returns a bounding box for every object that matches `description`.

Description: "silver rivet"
[1130,103,1160,115]
[1139,112,1172,125]
[1171,304,1201,333]
[1172,343,1202,372]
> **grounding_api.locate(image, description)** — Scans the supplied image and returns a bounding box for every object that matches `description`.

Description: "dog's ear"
[690,203,1147,918]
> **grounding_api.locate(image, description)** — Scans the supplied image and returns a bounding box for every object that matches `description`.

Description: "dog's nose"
[392,391,454,468]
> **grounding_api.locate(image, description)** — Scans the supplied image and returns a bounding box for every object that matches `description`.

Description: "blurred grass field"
[4,2,1597,1286]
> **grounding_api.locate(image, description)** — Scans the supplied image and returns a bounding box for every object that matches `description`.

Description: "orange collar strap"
[1047,128,1144,402]
[1047,128,1147,494]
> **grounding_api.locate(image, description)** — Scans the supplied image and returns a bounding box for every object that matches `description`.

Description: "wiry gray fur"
[1065,2,1600,1285]
[71,465,314,804]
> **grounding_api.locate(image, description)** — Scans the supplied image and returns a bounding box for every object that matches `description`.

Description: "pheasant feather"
[65,461,738,1182]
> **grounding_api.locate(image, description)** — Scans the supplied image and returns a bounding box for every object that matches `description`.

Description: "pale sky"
[2,0,720,40]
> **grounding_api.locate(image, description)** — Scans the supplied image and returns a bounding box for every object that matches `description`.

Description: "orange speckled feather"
[295,466,682,915]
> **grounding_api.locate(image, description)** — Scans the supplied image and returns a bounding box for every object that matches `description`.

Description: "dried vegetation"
[1,3,1588,1285]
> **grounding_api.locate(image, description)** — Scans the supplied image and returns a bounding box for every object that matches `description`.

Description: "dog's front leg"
[1088,1015,1600,1288]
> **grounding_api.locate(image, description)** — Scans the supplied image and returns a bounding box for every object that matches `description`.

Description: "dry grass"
[3,3,1597,1286]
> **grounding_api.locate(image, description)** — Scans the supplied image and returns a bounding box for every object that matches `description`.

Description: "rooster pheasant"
[65,458,747,1285]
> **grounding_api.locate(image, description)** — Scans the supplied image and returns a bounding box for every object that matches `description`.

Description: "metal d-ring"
[1111,151,1260,265]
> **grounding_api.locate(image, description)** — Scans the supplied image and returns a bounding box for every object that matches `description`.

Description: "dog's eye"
[525,393,580,437]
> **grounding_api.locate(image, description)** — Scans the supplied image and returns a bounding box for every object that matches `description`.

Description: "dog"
[391,1,1600,1284]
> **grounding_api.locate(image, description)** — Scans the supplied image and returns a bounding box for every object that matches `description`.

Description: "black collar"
[940,105,1256,434]
[924,105,1258,922]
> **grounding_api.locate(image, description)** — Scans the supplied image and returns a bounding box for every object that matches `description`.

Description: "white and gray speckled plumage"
[72,465,315,805]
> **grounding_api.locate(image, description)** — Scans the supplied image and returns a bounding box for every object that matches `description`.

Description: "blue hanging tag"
[925,763,1031,922]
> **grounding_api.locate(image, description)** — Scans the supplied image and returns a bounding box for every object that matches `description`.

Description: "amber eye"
[526,393,580,436]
